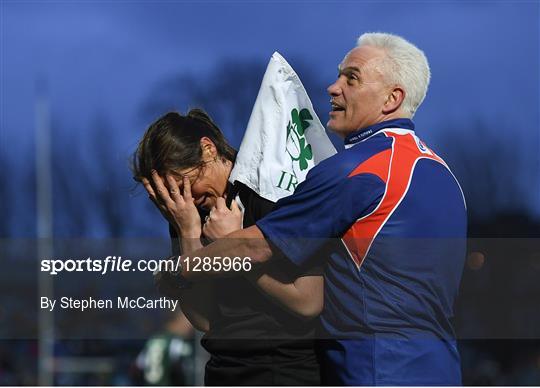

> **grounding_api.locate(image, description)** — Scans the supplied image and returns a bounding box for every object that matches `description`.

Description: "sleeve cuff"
[256,219,312,267]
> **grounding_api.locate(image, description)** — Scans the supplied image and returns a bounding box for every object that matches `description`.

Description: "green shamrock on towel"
[286,108,314,171]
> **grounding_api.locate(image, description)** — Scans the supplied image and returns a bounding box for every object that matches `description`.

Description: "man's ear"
[382,86,405,114]
[200,137,217,158]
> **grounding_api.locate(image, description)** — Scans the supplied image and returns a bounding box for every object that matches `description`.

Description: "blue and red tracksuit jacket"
[257,118,467,385]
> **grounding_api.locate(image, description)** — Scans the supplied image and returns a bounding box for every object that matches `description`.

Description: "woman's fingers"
[151,196,169,214]
[145,187,169,215]
[141,177,157,200]
[166,174,183,203]
[143,177,173,218]
[142,178,166,210]
[151,170,174,208]
[182,175,193,201]
[230,198,241,213]
[215,197,226,211]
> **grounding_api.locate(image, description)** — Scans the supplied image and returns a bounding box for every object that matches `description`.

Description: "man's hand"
[203,197,242,241]
[181,225,273,281]
[142,171,201,238]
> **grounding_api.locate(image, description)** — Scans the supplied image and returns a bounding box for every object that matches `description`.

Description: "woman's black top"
[170,181,320,386]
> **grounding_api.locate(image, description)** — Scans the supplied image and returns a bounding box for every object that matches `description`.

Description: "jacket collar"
[344,118,415,148]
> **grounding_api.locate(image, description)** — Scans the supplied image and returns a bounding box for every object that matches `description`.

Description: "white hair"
[357,32,431,117]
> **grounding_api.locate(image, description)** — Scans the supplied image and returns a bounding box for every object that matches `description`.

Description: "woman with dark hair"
[132,109,322,386]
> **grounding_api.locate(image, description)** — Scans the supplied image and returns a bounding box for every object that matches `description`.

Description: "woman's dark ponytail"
[187,109,236,163]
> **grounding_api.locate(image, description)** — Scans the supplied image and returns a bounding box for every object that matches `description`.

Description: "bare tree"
[52,110,131,237]
[139,57,335,148]
[436,121,530,222]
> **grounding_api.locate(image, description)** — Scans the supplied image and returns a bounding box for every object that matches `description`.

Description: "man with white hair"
[158,32,467,385]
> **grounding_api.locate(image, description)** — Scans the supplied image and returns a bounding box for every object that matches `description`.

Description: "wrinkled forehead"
[339,45,387,72]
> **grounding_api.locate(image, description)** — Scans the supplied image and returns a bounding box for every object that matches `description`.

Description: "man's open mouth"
[331,103,345,112]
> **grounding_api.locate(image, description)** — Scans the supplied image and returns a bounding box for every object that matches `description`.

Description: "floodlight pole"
[36,78,54,386]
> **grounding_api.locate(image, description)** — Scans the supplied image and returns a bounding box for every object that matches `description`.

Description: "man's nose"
[327,80,341,96]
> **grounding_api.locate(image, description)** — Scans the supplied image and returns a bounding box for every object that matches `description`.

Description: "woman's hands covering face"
[203,197,243,241]
[142,170,201,239]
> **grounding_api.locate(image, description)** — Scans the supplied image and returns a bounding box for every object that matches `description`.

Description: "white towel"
[229,52,336,203]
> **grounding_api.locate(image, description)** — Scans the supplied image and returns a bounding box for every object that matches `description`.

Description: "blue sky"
[1,0,539,237]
